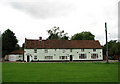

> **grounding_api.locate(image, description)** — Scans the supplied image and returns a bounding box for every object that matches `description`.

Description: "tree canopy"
[47,26,69,40]
[2,29,19,57]
[71,31,95,40]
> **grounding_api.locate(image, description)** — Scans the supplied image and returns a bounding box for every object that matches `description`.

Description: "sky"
[0,0,119,46]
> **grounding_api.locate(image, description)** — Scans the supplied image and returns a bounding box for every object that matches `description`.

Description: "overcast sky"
[0,0,119,46]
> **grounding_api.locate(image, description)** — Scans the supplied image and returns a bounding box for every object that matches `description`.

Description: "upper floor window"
[70,49,72,52]
[81,49,84,52]
[34,49,37,53]
[79,54,86,59]
[55,49,57,51]
[19,55,22,58]
[45,49,48,53]
[93,49,96,52]
[91,54,98,59]
[62,49,66,53]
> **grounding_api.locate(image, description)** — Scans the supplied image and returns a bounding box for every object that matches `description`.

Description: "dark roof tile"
[10,50,24,54]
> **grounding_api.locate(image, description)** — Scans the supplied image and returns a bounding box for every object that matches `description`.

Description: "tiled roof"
[25,39,102,49]
[10,50,24,54]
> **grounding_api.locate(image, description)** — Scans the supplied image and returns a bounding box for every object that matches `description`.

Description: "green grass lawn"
[2,62,118,82]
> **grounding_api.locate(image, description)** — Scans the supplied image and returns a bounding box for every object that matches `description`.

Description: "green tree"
[116,42,120,55]
[71,31,95,40]
[2,29,18,57]
[15,44,20,50]
[102,40,119,60]
[22,43,25,50]
[47,26,69,40]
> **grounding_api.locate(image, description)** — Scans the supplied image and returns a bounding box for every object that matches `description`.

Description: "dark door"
[27,55,29,62]
[70,55,72,61]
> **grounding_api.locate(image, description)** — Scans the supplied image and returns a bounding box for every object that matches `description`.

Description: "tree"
[71,31,95,40]
[47,26,69,40]
[102,40,120,60]
[2,29,18,57]
[22,43,25,50]
[14,44,20,50]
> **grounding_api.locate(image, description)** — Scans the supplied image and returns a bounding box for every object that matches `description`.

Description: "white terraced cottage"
[24,37,103,62]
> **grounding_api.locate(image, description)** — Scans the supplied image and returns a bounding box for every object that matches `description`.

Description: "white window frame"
[45,56,53,59]
[34,49,37,53]
[93,49,96,52]
[59,56,67,59]
[62,49,66,53]
[81,49,84,52]
[79,54,86,59]
[91,54,98,59]
[45,49,48,53]
[34,55,37,60]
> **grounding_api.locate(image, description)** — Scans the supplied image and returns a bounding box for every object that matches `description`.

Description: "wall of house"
[24,49,103,62]
[16,54,23,61]
[8,54,23,61]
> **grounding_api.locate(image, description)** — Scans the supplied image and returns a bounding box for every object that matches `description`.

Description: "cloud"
[5,0,74,19]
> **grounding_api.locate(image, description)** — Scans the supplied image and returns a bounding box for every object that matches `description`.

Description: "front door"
[70,55,72,61]
[27,55,30,62]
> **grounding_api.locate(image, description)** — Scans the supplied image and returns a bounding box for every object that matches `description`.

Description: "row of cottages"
[24,37,103,62]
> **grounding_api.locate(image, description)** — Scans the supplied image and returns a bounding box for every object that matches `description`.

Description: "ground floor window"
[59,56,67,59]
[45,56,53,59]
[91,54,98,59]
[34,55,37,59]
[79,54,86,59]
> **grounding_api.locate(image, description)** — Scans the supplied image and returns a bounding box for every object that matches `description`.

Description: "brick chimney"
[39,37,42,41]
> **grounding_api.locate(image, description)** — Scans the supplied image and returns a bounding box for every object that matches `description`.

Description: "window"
[81,49,84,52]
[34,56,37,59]
[19,56,22,58]
[45,56,53,59]
[45,49,48,53]
[62,49,66,53]
[34,49,37,53]
[91,54,98,59]
[79,54,86,59]
[70,49,72,52]
[93,49,96,52]
[55,49,56,51]
[59,56,67,59]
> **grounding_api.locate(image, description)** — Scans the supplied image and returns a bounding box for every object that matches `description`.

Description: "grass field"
[2,62,118,82]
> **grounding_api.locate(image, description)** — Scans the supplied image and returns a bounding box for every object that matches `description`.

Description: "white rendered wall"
[8,54,23,61]
[8,55,16,61]
[16,54,23,60]
[24,49,103,62]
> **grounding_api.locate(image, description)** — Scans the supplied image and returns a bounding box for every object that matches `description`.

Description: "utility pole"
[105,22,109,63]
